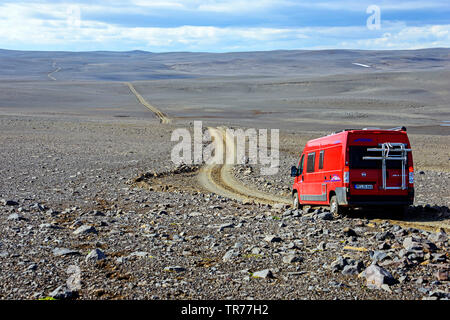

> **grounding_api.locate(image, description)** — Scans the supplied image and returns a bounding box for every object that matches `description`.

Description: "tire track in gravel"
[125,82,171,124]
[197,126,290,205]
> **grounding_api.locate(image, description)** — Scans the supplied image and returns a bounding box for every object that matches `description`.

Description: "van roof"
[305,128,408,148]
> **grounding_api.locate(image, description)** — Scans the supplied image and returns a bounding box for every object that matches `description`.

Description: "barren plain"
[0,48,449,300]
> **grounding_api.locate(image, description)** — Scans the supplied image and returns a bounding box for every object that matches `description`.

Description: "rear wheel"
[329,195,347,217]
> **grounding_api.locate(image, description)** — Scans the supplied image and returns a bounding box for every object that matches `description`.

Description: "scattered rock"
[129,251,151,258]
[73,225,97,235]
[360,264,397,289]
[1,199,19,206]
[428,231,447,243]
[218,223,234,232]
[52,248,80,257]
[375,231,395,241]
[330,256,348,272]
[222,249,239,262]
[317,212,333,221]
[49,285,78,300]
[282,254,303,264]
[435,270,448,281]
[164,266,186,273]
[85,248,106,262]
[7,213,26,221]
[343,227,358,237]
[264,235,282,243]
[252,269,274,279]
[370,250,390,263]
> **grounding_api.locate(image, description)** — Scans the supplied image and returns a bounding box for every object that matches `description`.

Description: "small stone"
[129,251,151,258]
[317,212,333,220]
[222,249,239,262]
[403,237,422,250]
[431,253,447,263]
[164,266,186,272]
[92,210,105,216]
[435,271,448,281]
[30,203,45,211]
[341,265,359,275]
[251,247,261,255]
[317,241,326,250]
[85,248,106,262]
[39,223,61,230]
[49,285,78,300]
[378,242,391,250]
[330,256,348,272]
[360,264,396,289]
[27,264,38,271]
[375,231,395,241]
[428,231,447,243]
[52,248,80,257]
[343,227,358,237]
[370,250,389,263]
[252,269,274,279]
[218,223,234,232]
[273,203,285,210]
[73,225,97,235]
[282,254,303,264]
[1,199,19,206]
[7,213,26,221]
[264,235,282,243]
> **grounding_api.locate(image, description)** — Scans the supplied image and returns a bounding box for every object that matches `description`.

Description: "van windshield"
[349,146,406,169]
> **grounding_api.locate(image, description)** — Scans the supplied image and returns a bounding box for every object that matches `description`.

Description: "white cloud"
[0,1,449,51]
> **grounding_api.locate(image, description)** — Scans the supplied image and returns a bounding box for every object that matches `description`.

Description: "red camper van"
[290,127,414,216]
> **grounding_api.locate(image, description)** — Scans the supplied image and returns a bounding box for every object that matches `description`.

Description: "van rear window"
[349,146,406,169]
[319,150,324,170]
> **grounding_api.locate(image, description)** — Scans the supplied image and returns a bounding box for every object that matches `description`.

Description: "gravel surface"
[0,116,448,300]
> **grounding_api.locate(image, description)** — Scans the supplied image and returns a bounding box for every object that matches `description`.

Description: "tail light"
[343,167,350,185]
[408,167,414,185]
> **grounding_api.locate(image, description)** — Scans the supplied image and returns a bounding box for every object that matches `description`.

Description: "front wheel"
[292,192,302,210]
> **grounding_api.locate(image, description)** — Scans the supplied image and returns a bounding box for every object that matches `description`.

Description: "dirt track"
[197,126,290,205]
[47,61,61,81]
[125,82,171,124]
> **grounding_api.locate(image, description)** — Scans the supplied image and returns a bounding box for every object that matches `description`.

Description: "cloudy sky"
[1,0,449,52]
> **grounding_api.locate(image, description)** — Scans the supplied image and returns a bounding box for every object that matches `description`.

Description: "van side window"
[298,154,305,174]
[307,152,315,173]
[319,150,324,170]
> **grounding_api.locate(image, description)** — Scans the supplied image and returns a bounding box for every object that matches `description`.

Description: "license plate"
[354,184,373,190]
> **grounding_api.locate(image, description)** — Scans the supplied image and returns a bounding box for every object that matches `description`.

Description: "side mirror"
[290,166,298,177]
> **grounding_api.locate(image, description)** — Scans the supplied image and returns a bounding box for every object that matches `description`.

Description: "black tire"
[329,195,348,217]
[292,192,301,210]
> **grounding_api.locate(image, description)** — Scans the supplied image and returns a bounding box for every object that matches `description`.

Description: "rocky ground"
[0,116,449,300]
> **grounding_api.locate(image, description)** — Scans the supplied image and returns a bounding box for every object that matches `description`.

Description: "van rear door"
[347,132,411,196]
